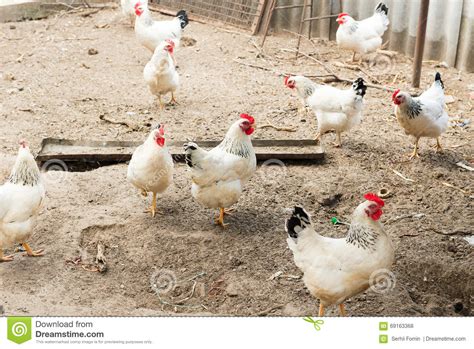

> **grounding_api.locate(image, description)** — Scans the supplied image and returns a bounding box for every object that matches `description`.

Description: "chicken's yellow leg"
[318,303,325,317]
[409,138,420,160]
[339,303,347,316]
[432,138,442,152]
[22,243,44,257]
[158,95,165,110]
[214,208,228,227]
[170,92,178,105]
[145,192,157,217]
[0,249,14,262]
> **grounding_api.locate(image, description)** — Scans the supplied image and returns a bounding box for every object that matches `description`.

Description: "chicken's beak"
[251,123,256,130]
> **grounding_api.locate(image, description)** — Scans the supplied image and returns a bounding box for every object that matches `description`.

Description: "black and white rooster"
[285,193,394,316]
[184,114,256,227]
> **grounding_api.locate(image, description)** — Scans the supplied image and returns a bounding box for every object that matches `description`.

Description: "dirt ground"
[0,6,472,317]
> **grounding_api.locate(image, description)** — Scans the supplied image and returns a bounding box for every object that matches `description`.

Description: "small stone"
[9,25,16,30]
[225,283,239,297]
[88,48,99,55]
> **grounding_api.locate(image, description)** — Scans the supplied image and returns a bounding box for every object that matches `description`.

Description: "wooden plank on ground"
[36,138,324,166]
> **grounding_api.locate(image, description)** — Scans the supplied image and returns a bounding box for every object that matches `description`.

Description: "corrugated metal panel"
[269,0,473,72]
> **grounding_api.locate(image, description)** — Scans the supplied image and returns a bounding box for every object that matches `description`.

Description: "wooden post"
[412,0,430,88]
[261,0,276,47]
[295,0,310,59]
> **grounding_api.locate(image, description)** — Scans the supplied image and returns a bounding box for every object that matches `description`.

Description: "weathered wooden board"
[36,138,324,166]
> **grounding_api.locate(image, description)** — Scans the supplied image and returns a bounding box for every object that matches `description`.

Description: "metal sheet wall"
[269,0,473,72]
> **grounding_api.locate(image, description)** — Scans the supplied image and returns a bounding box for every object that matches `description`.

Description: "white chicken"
[121,0,147,26]
[0,140,45,262]
[392,72,449,159]
[290,77,367,147]
[184,114,257,227]
[143,39,179,109]
[336,2,389,62]
[127,124,174,217]
[134,1,188,58]
[286,193,394,316]
[284,75,318,115]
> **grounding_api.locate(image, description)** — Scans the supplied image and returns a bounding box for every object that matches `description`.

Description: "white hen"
[336,2,389,62]
[121,0,147,26]
[286,193,394,316]
[134,1,188,54]
[284,75,319,115]
[127,124,174,217]
[305,77,367,147]
[184,114,257,227]
[143,39,179,109]
[0,141,45,262]
[392,72,449,159]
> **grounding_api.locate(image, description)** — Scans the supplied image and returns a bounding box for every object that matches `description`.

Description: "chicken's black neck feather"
[346,222,378,251]
[9,160,40,186]
[218,137,251,158]
[405,98,423,119]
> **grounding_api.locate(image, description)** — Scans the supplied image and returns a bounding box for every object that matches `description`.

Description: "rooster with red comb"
[336,2,389,62]
[286,193,394,316]
[184,114,257,227]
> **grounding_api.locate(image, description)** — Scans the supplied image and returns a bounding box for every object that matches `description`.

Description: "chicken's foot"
[0,250,14,262]
[22,243,44,257]
[339,303,347,316]
[158,96,165,110]
[332,132,342,147]
[318,303,325,317]
[431,138,443,152]
[408,138,420,160]
[169,92,178,105]
[214,208,228,227]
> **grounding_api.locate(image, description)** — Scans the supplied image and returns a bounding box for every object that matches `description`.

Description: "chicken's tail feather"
[176,10,189,29]
[435,72,444,89]
[285,206,312,241]
[352,77,367,97]
[374,2,389,15]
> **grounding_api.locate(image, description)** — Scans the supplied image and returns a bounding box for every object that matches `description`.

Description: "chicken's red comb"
[284,75,290,86]
[240,113,255,124]
[134,2,141,9]
[364,193,385,207]
[159,124,165,136]
[392,89,400,101]
[165,39,176,47]
[337,12,349,19]
[19,139,27,148]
